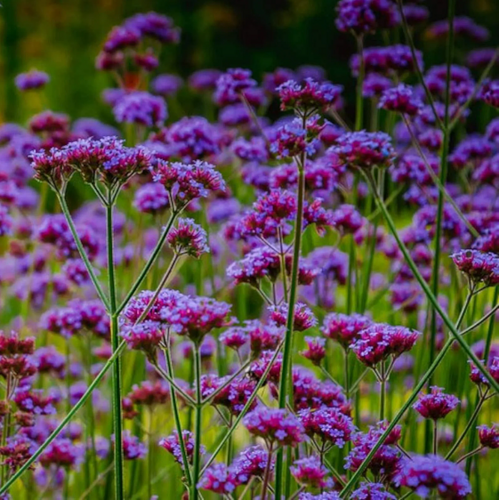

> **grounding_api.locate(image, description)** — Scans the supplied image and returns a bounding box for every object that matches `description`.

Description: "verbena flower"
[214,68,256,106]
[427,16,489,42]
[113,91,167,127]
[167,218,209,258]
[197,462,239,494]
[301,336,327,365]
[243,406,305,448]
[350,323,420,367]
[15,70,49,91]
[159,430,204,466]
[378,84,422,116]
[451,249,499,287]
[231,445,271,484]
[335,0,398,35]
[394,455,472,498]
[277,78,342,113]
[322,313,373,349]
[351,46,423,77]
[269,302,318,331]
[477,424,499,449]
[290,456,333,489]
[331,131,395,170]
[351,482,397,500]
[413,386,460,420]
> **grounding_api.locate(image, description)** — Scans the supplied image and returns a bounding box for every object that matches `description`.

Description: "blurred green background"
[0,0,498,125]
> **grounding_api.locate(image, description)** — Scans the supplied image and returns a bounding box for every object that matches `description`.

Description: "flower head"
[15,70,49,91]
[290,456,333,489]
[394,455,471,499]
[113,91,167,127]
[451,250,499,287]
[413,387,459,420]
[379,84,422,116]
[167,218,209,258]
[478,424,499,449]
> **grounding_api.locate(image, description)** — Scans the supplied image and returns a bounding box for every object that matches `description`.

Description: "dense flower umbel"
[378,84,422,116]
[301,336,327,365]
[159,430,204,466]
[351,482,397,500]
[269,302,318,331]
[290,456,333,489]
[277,78,342,114]
[299,407,355,448]
[345,422,402,478]
[394,455,472,499]
[243,406,305,448]
[322,313,373,349]
[231,445,271,484]
[113,91,167,127]
[15,70,50,91]
[214,68,257,106]
[151,159,226,209]
[197,462,239,494]
[413,387,460,420]
[477,424,499,449]
[469,356,499,387]
[167,218,209,258]
[451,250,499,287]
[350,323,420,367]
[335,0,398,35]
[331,131,395,170]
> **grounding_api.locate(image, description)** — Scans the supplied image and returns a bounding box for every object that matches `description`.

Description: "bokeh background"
[0,0,498,124]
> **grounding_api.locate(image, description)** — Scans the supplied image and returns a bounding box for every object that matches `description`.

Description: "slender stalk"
[433,420,438,456]
[1,376,11,486]
[379,364,386,421]
[57,194,110,310]
[427,4,456,444]
[396,0,444,130]
[445,394,486,459]
[190,345,203,500]
[275,150,306,498]
[116,210,179,315]
[354,35,365,131]
[260,445,274,500]
[106,200,124,499]
[457,447,483,465]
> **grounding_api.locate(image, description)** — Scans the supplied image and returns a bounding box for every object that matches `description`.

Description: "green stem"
[354,35,365,131]
[106,201,124,500]
[379,364,386,421]
[116,210,179,315]
[57,194,110,310]
[190,345,203,500]
[275,152,306,499]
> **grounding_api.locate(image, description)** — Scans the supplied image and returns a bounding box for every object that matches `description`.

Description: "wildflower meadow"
[0,1,498,499]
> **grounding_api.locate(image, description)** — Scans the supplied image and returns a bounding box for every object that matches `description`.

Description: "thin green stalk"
[379,364,386,421]
[367,174,499,392]
[106,201,124,500]
[275,152,306,498]
[427,0,456,417]
[354,35,365,131]
[57,194,110,310]
[396,0,445,131]
[163,346,192,486]
[116,210,179,315]
[445,394,486,459]
[190,345,203,500]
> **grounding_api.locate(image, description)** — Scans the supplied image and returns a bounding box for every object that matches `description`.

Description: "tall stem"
[190,345,203,500]
[106,200,124,499]
[354,35,365,131]
[379,364,386,421]
[275,151,306,498]
[260,445,274,500]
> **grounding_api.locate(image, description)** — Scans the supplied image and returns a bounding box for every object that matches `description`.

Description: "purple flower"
[413,386,460,420]
[322,313,373,349]
[118,431,147,460]
[379,84,422,116]
[362,74,392,99]
[480,80,499,109]
[231,445,271,484]
[335,0,398,35]
[277,78,342,113]
[188,69,222,91]
[301,336,327,365]
[39,438,85,469]
[133,183,169,214]
[159,430,204,466]
[102,26,140,54]
[124,12,180,43]
[331,204,364,235]
[451,250,499,287]
[478,424,499,449]
[72,118,120,139]
[290,456,333,489]
[469,356,499,387]
[270,118,321,159]
[151,74,183,97]
[351,45,423,76]
[167,218,209,258]
[427,16,489,42]
[332,131,395,170]
[351,482,397,500]
[394,455,472,498]
[219,326,248,351]
[350,323,420,367]
[269,302,317,332]
[243,406,305,447]
[15,70,49,91]
[345,422,402,477]
[299,407,355,448]
[120,321,165,358]
[227,247,281,287]
[467,48,499,69]
[113,91,167,127]
[214,68,256,106]
[197,462,239,494]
